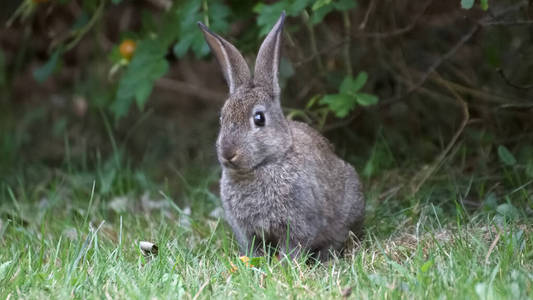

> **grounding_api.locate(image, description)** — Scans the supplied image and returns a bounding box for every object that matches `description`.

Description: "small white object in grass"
[139,241,158,256]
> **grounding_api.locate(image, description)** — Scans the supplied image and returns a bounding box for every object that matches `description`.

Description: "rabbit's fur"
[198,12,364,260]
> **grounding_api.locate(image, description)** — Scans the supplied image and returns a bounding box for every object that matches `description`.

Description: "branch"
[381,24,480,106]
[295,0,434,68]
[497,68,533,90]
[480,20,533,26]
[381,0,529,106]
[409,73,470,195]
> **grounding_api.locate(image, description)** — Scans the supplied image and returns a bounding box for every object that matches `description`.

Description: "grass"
[0,159,531,300]
[0,114,531,299]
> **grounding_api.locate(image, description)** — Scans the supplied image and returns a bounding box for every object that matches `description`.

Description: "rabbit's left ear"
[254,12,285,96]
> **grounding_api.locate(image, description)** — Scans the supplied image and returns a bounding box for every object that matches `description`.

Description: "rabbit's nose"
[221,147,237,162]
[225,152,237,162]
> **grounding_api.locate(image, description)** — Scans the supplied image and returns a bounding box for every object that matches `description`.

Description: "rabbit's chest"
[223,175,295,235]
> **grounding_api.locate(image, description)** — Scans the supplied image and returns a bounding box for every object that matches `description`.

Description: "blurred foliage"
[0,0,532,213]
[4,0,376,119]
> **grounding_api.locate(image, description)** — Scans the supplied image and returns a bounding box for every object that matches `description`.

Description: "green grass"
[0,162,532,299]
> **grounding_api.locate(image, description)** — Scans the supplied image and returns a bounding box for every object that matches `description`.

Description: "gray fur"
[198,13,365,260]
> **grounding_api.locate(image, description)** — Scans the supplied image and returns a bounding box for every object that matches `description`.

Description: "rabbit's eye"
[253,111,266,127]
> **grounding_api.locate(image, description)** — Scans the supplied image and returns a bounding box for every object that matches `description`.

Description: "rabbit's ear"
[198,22,251,94]
[254,12,286,96]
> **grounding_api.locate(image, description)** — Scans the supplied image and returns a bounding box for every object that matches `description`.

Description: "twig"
[322,109,361,132]
[384,25,480,106]
[421,69,523,104]
[343,11,353,76]
[64,0,105,51]
[480,20,533,26]
[410,73,470,195]
[302,10,324,73]
[356,0,434,39]
[295,0,434,68]
[192,280,210,300]
[484,230,501,264]
[359,0,376,30]
[155,77,226,102]
[497,68,533,90]
[380,0,529,106]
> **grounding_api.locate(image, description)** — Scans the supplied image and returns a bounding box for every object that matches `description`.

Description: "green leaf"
[498,145,516,166]
[289,0,314,15]
[111,0,122,4]
[480,0,489,10]
[248,256,265,267]
[174,0,230,57]
[420,259,434,273]
[319,93,356,118]
[461,0,475,9]
[362,156,375,178]
[482,192,498,211]
[113,40,169,118]
[312,0,331,11]
[339,72,367,95]
[254,1,287,36]
[333,0,357,11]
[496,203,519,220]
[354,93,379,106]
[310,3,335,24]
[33,49,62,83]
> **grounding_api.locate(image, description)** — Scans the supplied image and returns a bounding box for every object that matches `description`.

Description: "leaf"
[420,259,434,273]
[482,192,498,211]
[135,81,155,110]
[480,0,489,10]
[339,72,367,95]
[498,145,516,166]
[461,0,475,9]
[333,0,357,11]
[362,156,375,178]
[174,0,230,57]
[33,48,62,83]
[354,93,379,106]
[113,40,169,118]
[319,93,356,118]
[496,203,519,220]
[254,1,287,36]
[310,3,335,24]
[289,0,314,15]
[311,0,331,11]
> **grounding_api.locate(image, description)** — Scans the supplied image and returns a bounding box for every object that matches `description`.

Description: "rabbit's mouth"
[220,156,268,174]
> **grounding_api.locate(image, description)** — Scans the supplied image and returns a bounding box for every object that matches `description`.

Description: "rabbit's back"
[288,120,365,240]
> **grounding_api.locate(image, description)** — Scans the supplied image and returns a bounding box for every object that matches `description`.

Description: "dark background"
[1,0,532,213]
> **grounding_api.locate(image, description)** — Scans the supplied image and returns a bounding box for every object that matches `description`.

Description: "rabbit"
[198,12,364,261]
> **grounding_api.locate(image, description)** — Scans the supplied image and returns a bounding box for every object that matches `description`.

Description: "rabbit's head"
[199,13,292,172]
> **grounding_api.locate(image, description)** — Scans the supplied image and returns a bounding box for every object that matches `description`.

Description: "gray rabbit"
[198,12,364,260]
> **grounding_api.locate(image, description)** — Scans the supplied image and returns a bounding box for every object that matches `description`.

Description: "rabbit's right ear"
[198,22,251,94]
